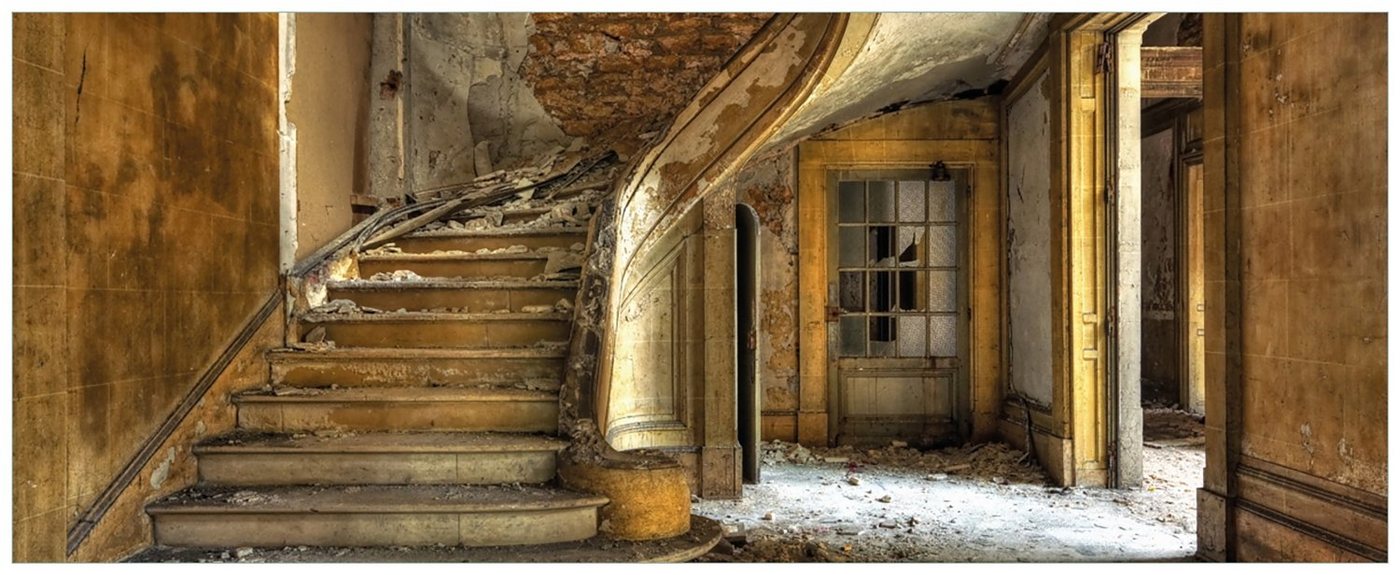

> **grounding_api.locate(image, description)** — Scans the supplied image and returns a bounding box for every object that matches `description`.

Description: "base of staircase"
[127,515,723,563]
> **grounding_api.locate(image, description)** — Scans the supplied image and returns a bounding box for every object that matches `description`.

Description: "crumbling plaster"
[736,152,801,418]
[405,14,573,190]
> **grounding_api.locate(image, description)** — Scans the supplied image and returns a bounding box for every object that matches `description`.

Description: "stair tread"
[195,430,568,454]
[267,347,567,360]
[147,484,608,514]
[326,278,578,290]
[358,251,558,261]
[404,226,588,239]
[235,387,557,403]
[301,311,571,323]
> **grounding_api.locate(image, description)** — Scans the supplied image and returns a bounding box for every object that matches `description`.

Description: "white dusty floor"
[694,418,1204,562]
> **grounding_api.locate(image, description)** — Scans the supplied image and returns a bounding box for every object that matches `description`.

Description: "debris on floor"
[1143,407,1205,446]
[696,440,1201,562]
[369,269,423,282]
[761,440,1047,485]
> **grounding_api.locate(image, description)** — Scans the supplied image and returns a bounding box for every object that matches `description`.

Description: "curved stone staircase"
[145,185,621,551]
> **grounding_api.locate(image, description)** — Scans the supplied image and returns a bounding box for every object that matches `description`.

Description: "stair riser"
[391,234,585,254]
[152,507,598,547]
[358,258,549,280]
[197,451,557,486]
[307,321,570,349]
[270,358,564,389]
[326,287,575,313]
[237,401,558,433]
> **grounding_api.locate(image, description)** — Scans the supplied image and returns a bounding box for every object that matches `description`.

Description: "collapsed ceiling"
[761,13,1050,151]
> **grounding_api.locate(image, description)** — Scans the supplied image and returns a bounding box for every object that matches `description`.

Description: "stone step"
[325,279,578,313]
[299,312,572,349]
[194,431,567,486]
[235,387,559,433]
[267,347,565,390]
[391,226,588,254]
[357,251,556,280]
[147,484,608,548]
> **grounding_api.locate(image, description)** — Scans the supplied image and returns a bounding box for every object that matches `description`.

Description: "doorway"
[737,204,761,484]
[827,167,969,447]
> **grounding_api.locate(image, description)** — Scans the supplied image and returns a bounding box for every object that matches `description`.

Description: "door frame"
[823,166,973,446]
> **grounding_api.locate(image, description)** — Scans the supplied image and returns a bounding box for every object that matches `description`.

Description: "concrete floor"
[695,418,1204,562]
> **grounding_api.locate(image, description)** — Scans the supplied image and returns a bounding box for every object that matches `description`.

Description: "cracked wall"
[13,13,280,561]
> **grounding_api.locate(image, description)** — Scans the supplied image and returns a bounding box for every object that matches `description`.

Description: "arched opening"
[736,203,761,484]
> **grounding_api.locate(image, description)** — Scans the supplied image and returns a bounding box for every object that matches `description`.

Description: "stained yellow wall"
[1199,13,1387,562]
[13,13,280,561]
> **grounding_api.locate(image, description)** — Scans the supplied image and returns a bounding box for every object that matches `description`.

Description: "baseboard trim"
[1235,457,1387,561]
[65,286,283,556]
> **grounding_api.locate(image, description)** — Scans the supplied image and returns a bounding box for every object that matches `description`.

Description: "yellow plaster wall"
[1199,13,1387,562]
[12,13,280,561]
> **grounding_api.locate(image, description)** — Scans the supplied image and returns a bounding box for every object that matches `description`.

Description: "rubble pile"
[308,299,382,315]
[368,270,423,282]
[1143,408,1205,444]
[760,440,1047,485]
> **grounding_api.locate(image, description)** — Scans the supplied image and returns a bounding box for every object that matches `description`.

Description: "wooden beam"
[1142,46,1203,98]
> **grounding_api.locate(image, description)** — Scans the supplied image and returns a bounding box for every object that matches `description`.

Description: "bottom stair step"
[147,485,609,548]
[194,431,568,486]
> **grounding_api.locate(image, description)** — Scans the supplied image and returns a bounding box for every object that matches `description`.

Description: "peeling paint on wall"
[1006,71,1054,406]
[405,14,574,190]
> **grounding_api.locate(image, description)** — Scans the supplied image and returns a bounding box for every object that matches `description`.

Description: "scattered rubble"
[309,299,383,315]
[369,269,423,282]
[694,440,1202,562]
[761,440,1047,485]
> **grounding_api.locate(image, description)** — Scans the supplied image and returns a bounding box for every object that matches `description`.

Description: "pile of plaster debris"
[760,440,1047,485]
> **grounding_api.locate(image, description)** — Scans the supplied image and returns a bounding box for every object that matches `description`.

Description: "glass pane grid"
[835,176,961,358]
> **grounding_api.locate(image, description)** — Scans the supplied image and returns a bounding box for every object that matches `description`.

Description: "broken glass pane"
[869,316,896,356]
[838,181,865,222]
[839,271,865,312]
[896,226,925,267]
[898,181,926,222]
[898,316,928,357]
[867,226,897,267]
[869,271,894,313]
[840,316,866,356]
[898,270,926,311]
[868,181,896,223]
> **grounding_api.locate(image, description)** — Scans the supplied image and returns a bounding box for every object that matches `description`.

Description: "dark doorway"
[736,204,760,484]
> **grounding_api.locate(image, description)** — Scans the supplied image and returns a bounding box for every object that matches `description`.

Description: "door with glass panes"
[828,168,968,446]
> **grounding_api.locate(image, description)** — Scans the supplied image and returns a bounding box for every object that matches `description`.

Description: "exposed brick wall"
[522,13,771,145]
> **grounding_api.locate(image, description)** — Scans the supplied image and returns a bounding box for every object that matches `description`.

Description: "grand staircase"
[144,171,620,551]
